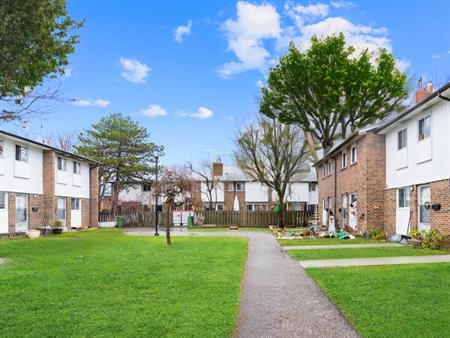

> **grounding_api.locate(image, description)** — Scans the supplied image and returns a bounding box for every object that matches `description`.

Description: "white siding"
[0,137,43,194]
[286,183,309,202]
[119,184,154,204]
[308,187,318,205]
[55,158,90,198]
[385,99,450,189]
[200,182,224,203]
[246,182,270,202]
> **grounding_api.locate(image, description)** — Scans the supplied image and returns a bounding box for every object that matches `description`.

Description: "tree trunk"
[112,183,119,213]
[305,131,318,162]
[276,191,285,229]
[164,202,171,245]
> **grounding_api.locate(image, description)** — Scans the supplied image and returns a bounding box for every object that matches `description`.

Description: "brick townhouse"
[190,161,318,212]
[0,130,100,234]
[316,81,450,237]
[116,161,318,212]
[315,125,386,234]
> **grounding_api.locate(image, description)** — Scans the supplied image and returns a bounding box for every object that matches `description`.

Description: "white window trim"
[350,145,357,164]
[57,157,67,171]
[397,128,408,151]
[341,151,347,169]
[418,115,431,142]
[397,187,410,209]
[15,144,28,162]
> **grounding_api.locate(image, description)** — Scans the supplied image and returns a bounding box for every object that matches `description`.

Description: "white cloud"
[119,57,150,83]
[396,59,411,72]
[330,1,356,9]
[72,98,110,107]
[218,1,281,78]
[285,2,329,26]
[140,104,168,117]
[297,17,390,55]
[432,50,450,59]
[190,107,214,119]
[256,80,264,88]
[174,20,192,42]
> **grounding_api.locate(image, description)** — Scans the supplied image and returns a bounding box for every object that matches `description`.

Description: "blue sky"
[6,0,450,165]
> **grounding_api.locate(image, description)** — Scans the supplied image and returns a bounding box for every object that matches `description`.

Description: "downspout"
[334,156,338,222]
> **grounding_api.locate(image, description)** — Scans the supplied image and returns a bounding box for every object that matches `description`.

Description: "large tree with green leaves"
[260,34,407,159]
[76,113,162,211]
[234,116,309,226]
[0,0,82,122]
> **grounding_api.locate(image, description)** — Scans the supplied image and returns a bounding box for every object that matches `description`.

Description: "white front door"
[349,193,358,230]
[71,198,81,228]
[57,197,66,226]
[0,192,8,233]
[321,199,327,226]
[418,185,431,231]
[15,194,28,232]
[396,187,411,235]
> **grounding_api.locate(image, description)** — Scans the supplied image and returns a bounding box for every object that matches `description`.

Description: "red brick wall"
[89,166,99,227]
[8,193,15,233]
[431,179,449,236]
[43,150,56,226]
[384,188,397,235]
[318,133,386,234]
[29,194,45,229]
[81,198,90,228]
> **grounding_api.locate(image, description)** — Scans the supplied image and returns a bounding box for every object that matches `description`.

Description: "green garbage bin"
[116,216,125,228]
[187,216,194,227]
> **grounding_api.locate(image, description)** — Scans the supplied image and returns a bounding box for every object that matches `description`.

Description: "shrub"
[420,229,444,249]
[367,228,386,240]
[53,220,63,228]
[408,229,422,240]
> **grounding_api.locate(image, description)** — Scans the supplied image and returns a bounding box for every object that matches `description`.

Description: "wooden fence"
[199,210,311,227]
[99,210,311,228]
[99,211,172,227]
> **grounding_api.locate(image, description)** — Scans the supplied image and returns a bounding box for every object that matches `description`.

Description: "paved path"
[299,255,450,268]
[283,243,403,250]
[125,228,359,338]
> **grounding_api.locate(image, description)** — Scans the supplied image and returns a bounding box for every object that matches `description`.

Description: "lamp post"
[154,154,160,236]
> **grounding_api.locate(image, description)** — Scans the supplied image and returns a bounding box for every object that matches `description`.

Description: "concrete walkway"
[125,228,359,338]
[299,255,450,268]
[283,243,403,250]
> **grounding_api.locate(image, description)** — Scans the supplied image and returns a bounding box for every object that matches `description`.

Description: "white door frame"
[396,187,411,235]
[417,185,431,231]
[57,197,66,226]
[15,193,28,232]
[349,193,358,229]
[70,198,82,228]
[0,192,8,233]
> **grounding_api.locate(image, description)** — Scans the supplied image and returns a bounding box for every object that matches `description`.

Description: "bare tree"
[154,167,193,245]
[188,160,221,211]
[42,130,77,152]
[234,116,309,226]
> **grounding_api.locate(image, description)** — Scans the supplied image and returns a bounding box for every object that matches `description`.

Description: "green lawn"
[287,246,447,260]
[279,237,382,246]
[307,263,450,338]
[188,227,270,232]
[0,229,247,337]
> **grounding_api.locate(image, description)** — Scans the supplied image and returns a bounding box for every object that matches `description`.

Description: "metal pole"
[154,155,159,236]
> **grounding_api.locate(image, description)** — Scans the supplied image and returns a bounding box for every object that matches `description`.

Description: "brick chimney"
[212,161,223,177]
[415,79,433,103]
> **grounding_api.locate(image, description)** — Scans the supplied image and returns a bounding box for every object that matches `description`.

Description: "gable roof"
[0,129,101,165]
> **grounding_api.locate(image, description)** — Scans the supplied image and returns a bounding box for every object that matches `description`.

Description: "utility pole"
[154,154,160,236]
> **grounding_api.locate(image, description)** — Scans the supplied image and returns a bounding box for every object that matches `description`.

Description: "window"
[57,157,66,171]
[71,198,80,210]
[397,187,410,208]
[216,204,224,211]
[419,186,431,224]
[309,183,317,191]
[235,182,245,191]
[322,165,326,178]
[56,198,66,220]
[326,161,334,176]
[0,192,5,209]
[15,145,28,162]
[397,128,407,150]
[73,161,81,174]
[341,151,347,168]
[418,116,431,141]
[350,145,357,164]
[247,203,267,211]
[143,184,151,192]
